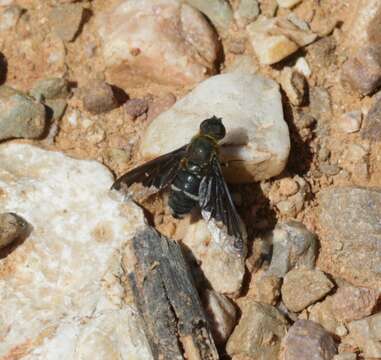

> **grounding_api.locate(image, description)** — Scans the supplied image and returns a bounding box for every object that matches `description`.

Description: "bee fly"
[112,116,246,256]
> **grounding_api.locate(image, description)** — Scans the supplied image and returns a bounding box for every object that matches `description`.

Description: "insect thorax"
[185,135,217,169]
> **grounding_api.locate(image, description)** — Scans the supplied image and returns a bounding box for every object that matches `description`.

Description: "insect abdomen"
[168,169,200,217]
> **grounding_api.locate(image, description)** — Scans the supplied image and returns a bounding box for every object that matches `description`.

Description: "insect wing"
[111,145,187,192]
[199,155,247,256]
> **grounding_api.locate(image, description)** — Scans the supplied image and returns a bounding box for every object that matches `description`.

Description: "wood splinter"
[126,226,219,360]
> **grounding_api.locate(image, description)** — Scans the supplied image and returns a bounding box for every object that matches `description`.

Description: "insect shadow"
[0,52,7,85]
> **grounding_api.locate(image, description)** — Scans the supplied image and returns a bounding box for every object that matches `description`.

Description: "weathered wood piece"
[127,226,219,360]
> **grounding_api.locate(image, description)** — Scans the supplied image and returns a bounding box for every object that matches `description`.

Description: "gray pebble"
[227,300,288,359]
[281,269,334,312]
[30,77,69,101]
[81,79,118,114]
[342,46,381,96]
[124,98,148,118]
[280,320,337,360]
[362,98,381,141]
[0,212,28,249]
[309,87,332,137]
[234,0,259,27]
[0,85,46,141]
[268,220,318,278]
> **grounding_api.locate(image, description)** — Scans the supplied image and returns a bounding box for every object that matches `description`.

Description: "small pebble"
[247,15,316,65]
[250,273,281,305]
[49,3,84,42]
[124,98,149,119]
[0,85,46,141]
[281,269,334,312]
[259,0,278,17]
[267,220,318,278]
[81,80,118,115]
[0,212,28,249]
[362,98,381,141]
[331,285,379,322]
[294,57,311,78]
[307,36,337,70]
[277,191,305,217]
[279,178,299,197]
[234,0,259,27]
[280,320,337,360]
[227,38,247,54]
[227,300,288,359]
[202,290,237,344]
[338,111,362,133]
[30,77,69,101]
[342,46,381,96]
[105,148,131,168]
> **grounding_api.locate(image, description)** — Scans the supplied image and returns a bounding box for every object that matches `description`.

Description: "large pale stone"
[0,143,153,359]
[141,73,290,183]
[97,0,220,87]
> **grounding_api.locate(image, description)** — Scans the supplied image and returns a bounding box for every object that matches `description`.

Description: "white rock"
[180,218,245,295]
[0,143,153,360]
[295,57,312,78]
[97,0,220,87]
[247,16,317,65]
[277,0,302,8]
[141,73,290,183]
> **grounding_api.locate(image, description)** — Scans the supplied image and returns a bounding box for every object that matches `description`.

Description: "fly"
[112,116,246,256]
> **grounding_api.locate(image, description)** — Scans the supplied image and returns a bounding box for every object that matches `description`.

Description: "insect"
[112,116,246,256]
